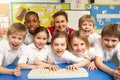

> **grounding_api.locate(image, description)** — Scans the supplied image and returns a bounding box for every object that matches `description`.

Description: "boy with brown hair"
[95,24,120,80]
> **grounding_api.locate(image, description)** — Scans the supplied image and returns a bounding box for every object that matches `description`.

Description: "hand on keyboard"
[66,64,79,71]
[46,65,60,71]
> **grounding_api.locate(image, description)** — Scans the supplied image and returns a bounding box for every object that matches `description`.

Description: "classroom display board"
[10,2,70,27]
[64,10,90,30]
[86,4,120,29]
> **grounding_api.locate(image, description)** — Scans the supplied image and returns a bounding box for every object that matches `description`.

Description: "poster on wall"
[11,2,70,27]
[86,4,120,29]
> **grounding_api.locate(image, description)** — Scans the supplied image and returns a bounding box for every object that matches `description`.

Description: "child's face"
[24,14,40,34]
[102,36,119,51]
[80,21,94,37]
[8,33,24,50]
[54,15,68,32]
[52,37,67,57]
[71,37,87,57]
[34,31,48,50]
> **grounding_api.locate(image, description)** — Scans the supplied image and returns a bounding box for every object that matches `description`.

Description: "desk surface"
[0,62,117,80]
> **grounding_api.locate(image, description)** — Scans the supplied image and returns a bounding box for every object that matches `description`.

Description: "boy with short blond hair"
[0,22,27,76]
[78,14,101,70]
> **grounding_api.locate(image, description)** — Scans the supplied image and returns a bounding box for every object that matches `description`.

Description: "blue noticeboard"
[86,4,120,29]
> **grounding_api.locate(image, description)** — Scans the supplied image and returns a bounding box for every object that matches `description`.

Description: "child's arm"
[0,66,21,76]
[95,56,114,75]
[18,63,43,69]
[34,58,51,67]
[86,61,97,70]
[34,58,60,71]
[113,66,120,80]
[66,58,90,70]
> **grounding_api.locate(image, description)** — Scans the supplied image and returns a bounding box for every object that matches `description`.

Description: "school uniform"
[75,47,96,61]
[88,33,101,47]
[37,45,80,64]
[94,38,120,62]
[18,43,49,64]
[24,30,33,45]
[0,40,26,67]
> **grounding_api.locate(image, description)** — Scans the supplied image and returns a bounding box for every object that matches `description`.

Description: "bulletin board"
[86,4,120,29]
[64,10,90,30]
[10,2,70,27]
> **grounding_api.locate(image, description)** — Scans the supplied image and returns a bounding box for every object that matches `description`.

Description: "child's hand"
[13,67,21,77]
[113,67,120,80]
[86,61,97,71]
[66,64,79,71]
[47,65,60,71]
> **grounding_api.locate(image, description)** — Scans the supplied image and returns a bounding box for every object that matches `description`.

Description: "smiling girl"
[18,26,50,69]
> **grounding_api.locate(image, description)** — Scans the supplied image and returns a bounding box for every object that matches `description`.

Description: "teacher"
[47,10,74,43]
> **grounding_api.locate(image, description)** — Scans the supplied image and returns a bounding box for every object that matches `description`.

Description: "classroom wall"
[0,0,120,35]
[1,0,120,9]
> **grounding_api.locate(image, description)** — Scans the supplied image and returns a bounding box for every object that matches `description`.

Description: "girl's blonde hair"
[69,30,90,51]
[101,24,120,40]
[7,22,27,39]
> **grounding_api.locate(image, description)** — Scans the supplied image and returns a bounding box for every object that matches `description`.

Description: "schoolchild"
[78,14,101,70]
[24,11,40,45]
[0,22,27,76]
[94,24,120,80]
[67,30,95,70]
[18,27,50,69]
